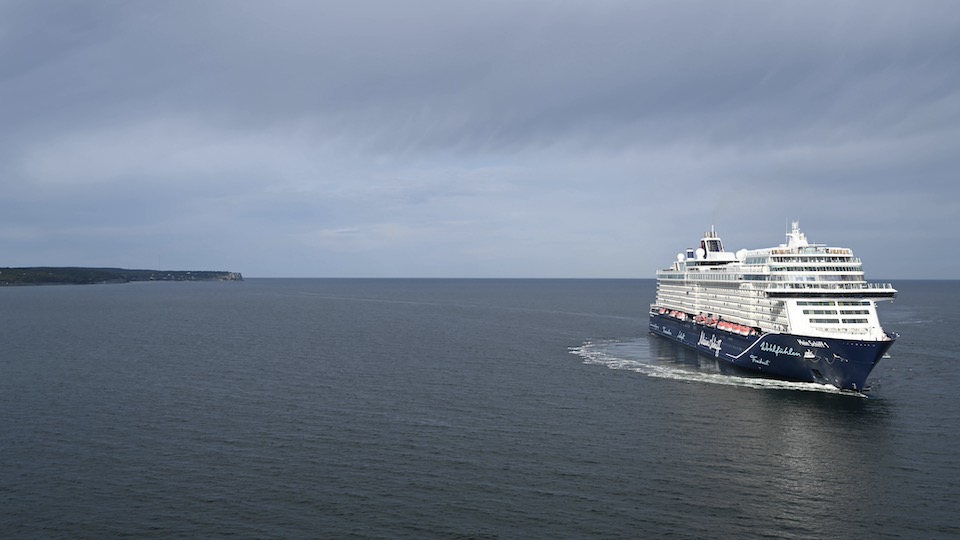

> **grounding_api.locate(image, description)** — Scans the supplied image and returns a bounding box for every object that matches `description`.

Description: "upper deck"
[654,223,896,337]
[657,222,896,299]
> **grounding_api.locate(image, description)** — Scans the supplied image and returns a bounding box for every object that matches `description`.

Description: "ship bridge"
[763,282,897,299]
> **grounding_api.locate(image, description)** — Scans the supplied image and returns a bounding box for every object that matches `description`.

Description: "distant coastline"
[0,267,243,286]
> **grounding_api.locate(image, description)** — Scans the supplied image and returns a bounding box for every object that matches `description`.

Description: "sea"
[2,278,958,539]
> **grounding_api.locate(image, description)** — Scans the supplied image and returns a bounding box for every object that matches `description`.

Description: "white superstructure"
[654,222,896,340]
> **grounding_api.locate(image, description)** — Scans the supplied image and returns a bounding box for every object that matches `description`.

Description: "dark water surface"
[2,279,958,538]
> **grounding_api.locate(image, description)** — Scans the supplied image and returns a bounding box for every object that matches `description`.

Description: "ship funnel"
[786,221,809,248]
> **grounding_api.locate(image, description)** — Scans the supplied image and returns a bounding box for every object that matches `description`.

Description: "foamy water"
[571,338,864,396]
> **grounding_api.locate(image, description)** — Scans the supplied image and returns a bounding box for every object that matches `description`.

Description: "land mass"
[0,267,243,286]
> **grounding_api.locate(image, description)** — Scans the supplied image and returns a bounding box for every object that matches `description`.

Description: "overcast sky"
[2,1,957,278]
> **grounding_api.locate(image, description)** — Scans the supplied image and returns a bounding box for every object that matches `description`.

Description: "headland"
[0,267,243,286]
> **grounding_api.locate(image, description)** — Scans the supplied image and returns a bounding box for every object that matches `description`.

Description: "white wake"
[570,338,865,396]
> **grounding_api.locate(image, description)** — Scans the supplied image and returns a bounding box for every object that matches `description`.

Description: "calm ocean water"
[2,279,958,538]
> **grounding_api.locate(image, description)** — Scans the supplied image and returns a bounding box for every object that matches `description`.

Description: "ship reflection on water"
[642,332,892,534]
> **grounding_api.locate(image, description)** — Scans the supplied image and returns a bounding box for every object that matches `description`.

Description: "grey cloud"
[8,1,957,153]
[1,0,958,276]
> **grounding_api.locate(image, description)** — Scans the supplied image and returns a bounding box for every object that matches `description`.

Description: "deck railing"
[764,282,896,292]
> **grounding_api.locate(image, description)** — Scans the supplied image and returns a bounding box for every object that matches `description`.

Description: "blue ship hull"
[648,312,895,391]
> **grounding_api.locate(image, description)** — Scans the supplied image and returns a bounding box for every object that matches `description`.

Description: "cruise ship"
[648,222,897,391]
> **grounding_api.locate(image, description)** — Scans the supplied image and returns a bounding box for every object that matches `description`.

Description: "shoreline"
[0,267,242,286]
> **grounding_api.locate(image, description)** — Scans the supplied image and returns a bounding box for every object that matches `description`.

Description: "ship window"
[797,301,835,306]
[842,318,868,324]
[838,301,871,306]
[803,309,838,315]
[810,318,840,323]
[706,240,722,252]
[840,309,869,315]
